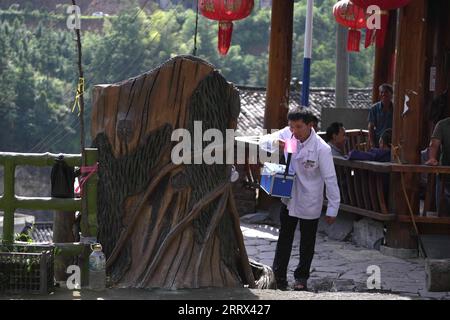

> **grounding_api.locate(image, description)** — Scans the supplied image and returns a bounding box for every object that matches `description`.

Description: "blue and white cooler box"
[260,162,295,198]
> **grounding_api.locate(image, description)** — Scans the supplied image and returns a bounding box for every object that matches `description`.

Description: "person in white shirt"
[260,109,340,291]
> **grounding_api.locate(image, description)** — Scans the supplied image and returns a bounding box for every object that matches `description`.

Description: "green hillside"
[0,0,374,153]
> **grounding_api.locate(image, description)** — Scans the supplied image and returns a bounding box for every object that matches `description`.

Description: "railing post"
[2,159,16,244]
[83,148,98,237]
[79,148,98,287]
[87,148,98,237]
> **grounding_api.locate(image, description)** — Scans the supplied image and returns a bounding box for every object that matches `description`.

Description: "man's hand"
[325,216,336,225]
[425,158,439,166]
[426,139,441,166]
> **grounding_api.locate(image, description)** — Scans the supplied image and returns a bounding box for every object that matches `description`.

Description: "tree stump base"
[91,56,259,289]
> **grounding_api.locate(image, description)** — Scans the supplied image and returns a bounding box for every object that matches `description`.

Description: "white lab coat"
[260,126,340,220]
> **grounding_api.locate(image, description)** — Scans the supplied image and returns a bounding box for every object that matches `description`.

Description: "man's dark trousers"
[272,204,319,286]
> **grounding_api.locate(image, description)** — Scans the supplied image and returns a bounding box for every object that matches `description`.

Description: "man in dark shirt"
[348,129,392,162]
[426,117,450,166]
[368,84,393,148]
[426,117,450,215]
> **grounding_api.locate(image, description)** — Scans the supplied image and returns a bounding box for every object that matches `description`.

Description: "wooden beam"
[333,157,392,172]
[397,216,450,225]
[389,0,428,249]
[260,0,294,211]
[391,0,428,212]
[372,10,397,103]
[392,0,428,169]
[391,164,450,174]
[0,152,81,167]
[264,0,294,130]
[323,201,396,221]
[422,0,450,145]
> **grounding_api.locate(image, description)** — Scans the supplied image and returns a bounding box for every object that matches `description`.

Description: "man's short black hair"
[325,122,344,142]
[287,108,315,124]
[379,83,393,94]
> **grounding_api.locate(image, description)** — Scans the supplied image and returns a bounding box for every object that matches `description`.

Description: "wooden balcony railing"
[236,129,450,227]
[331,157,394,221]
[332,157,450,224]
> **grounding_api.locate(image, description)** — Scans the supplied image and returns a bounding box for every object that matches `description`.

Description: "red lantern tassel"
[347,29,361,52]
[365,28,375,48]
[375,11,389,48]
[218,21,233,56]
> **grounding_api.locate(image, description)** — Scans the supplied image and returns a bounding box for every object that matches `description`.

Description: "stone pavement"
[2,222,449,300]
[241,222,450,300]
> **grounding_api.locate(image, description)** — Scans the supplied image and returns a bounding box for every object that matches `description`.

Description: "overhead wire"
[30,1,153,153]
[28,1,190,153]
[27,5,91,152]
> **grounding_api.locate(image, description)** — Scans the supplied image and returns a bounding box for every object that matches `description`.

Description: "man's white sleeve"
[259,127,291,153]
[319,148,341,217]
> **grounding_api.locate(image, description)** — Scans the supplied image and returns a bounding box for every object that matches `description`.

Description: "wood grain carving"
[91,56,256,289]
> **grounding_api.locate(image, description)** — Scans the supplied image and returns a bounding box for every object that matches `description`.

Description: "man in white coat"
[260,109,340,291]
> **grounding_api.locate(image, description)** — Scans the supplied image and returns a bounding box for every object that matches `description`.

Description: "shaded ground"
[2,286,410,300]
[241,223,450,300]
[1,221,449,300]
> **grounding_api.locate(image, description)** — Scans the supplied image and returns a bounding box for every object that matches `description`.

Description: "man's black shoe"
[276,279,289,291]
[293,279,308,291]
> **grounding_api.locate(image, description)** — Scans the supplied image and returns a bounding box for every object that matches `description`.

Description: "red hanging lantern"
[333,0,367,52]
[199,0,254,56]
[351,0,411,48]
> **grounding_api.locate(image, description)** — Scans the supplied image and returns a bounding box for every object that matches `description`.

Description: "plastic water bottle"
[89,243,106,291]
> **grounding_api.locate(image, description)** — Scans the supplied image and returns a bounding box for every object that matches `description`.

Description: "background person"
[325,122,346,157]
[368,84,393,148]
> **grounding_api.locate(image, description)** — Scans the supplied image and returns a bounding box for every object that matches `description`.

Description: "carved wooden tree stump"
[90,56,256,289]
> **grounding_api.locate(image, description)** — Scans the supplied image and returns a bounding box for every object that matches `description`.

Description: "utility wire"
[30,2,185,153]
[30,2,152,153]
[193,0,199,56]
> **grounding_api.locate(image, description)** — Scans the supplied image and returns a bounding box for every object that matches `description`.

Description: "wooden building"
[263,0,450,250]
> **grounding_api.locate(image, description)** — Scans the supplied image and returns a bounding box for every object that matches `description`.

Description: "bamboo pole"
[14,197,81,211]
[71,0,85,156]
[84,148,98,237]
[0,152,81,167]
[2,160,15,244]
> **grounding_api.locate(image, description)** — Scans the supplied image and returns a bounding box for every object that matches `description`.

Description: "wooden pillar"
[336,25,349,109]
[260,0,294,211]
[264,0,294,130]
[422,0,450,145]
[1,159,15,244]
[85,148,98,237]
[372,10,397,103]
[387,0,428,249]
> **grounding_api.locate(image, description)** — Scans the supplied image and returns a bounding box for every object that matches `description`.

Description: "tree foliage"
[0,2,374,152]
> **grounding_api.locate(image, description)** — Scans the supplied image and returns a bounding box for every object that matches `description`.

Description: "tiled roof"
[236,86,372,136]
[30,222,53,243]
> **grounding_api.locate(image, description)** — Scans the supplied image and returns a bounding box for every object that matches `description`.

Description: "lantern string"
[193,0,199,56]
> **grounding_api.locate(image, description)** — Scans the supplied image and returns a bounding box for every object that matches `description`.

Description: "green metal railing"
[0,148,98,287]
[0,148,97,246]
